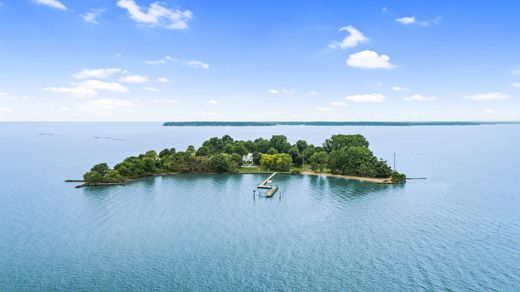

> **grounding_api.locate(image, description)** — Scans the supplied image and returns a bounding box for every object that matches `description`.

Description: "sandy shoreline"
[300,171,392,184]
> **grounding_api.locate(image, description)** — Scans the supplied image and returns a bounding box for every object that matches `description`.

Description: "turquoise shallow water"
[1,123,520,290]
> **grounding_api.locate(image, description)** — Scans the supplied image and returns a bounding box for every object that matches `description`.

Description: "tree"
[230,153,243,168]
[260,153,292,171]
[296,140,308,153]
[196,146,210,157]
[210,153,232,173]
[253,138,271,153]
[159,148,171,158]
[310,151,329,172]
[323,134,369,152]
[267,148,278,155]
[91,163,110,176]
[252,151,262,164]
[269,135,291,153]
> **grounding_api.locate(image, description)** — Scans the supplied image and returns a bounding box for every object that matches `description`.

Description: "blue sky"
[1,0,519,121]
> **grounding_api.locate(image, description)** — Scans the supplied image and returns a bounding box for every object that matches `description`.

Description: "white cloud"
[119,74,149,83]
[485,109,497,114]
[117,0,192,30]
[330,102,348,107]
[146,56,209,69]
[329,26,368,49]
[308,91,318,95]
[34,0,66,10]
[81,9,105,24]
[465,92,510,101]
[269,88,295,95]
[0,107,13,112]
[512,82,520,88]
[208,99,218,104]
[45,80,129,96]
[79,80,129,92]
[391,86,408,92]
[317,107,331,112]
[157,77,169,83]
[403,94,436,101]
[0,92,18,101]
[345,93,385,103]
[44,86,97,96]
[142,86,161,92]
[73,68,122,79]
[185,60,209,70]
[396,16,416,25]
[153,98,178,104]
[396,16,441,27]
[346,50,394,69]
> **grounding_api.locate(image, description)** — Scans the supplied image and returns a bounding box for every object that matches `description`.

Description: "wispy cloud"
[142,86,161,92]
[153,98,178,104]
[403,94,436,102]
[269,89,295,95]
[465,92,510,101]
[157,77,169,83]
[512,82,520,88]
[145,56,209,69]
[328,26,368,49]
[45,80,129,96]
[73,68,123,79]
[33,0,66,10]
[347,50,394,69]
[208,99,218,104]
[117,0,192,30]
[81,9,105,24]
[330,101,348,107]
[391,86,408,92]
[345,93,385,103]
[317,107,330,112]
[396,16,441,27]
[119,74,149,83]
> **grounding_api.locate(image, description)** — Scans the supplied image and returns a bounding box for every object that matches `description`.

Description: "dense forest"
[82,134,406,185]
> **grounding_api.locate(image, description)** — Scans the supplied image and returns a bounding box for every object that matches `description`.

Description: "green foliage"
[260,153,292,171]
[210,153,234,173]
[328,146,392,178]
[83,134,404,185]
[324,134,369,152]
[267,148,278,155]
[269,135,291,153]
[310,151,329,172]
[391,171,407,183]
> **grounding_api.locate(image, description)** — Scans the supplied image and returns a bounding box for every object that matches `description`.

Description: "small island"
[79,134,406,187]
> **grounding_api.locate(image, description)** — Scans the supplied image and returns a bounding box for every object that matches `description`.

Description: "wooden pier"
[257,172,279,197]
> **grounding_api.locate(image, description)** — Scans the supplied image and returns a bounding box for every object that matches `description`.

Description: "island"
[79,134,406,187]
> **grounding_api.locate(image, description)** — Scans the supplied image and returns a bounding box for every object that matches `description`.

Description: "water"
[1,123,519,290]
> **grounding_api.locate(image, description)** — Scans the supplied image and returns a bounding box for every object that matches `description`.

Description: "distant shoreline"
[163,121,520,127]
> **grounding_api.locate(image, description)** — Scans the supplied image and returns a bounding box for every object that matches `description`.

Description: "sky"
[1,0,520,121]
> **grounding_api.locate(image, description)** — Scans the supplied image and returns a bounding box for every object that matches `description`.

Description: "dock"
[257,172,279,197]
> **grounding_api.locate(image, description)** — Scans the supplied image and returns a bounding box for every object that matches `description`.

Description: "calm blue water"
[1,123,519,291]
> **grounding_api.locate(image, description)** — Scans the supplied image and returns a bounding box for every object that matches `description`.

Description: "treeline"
[162,121,505,127]
[83,134,406,184]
